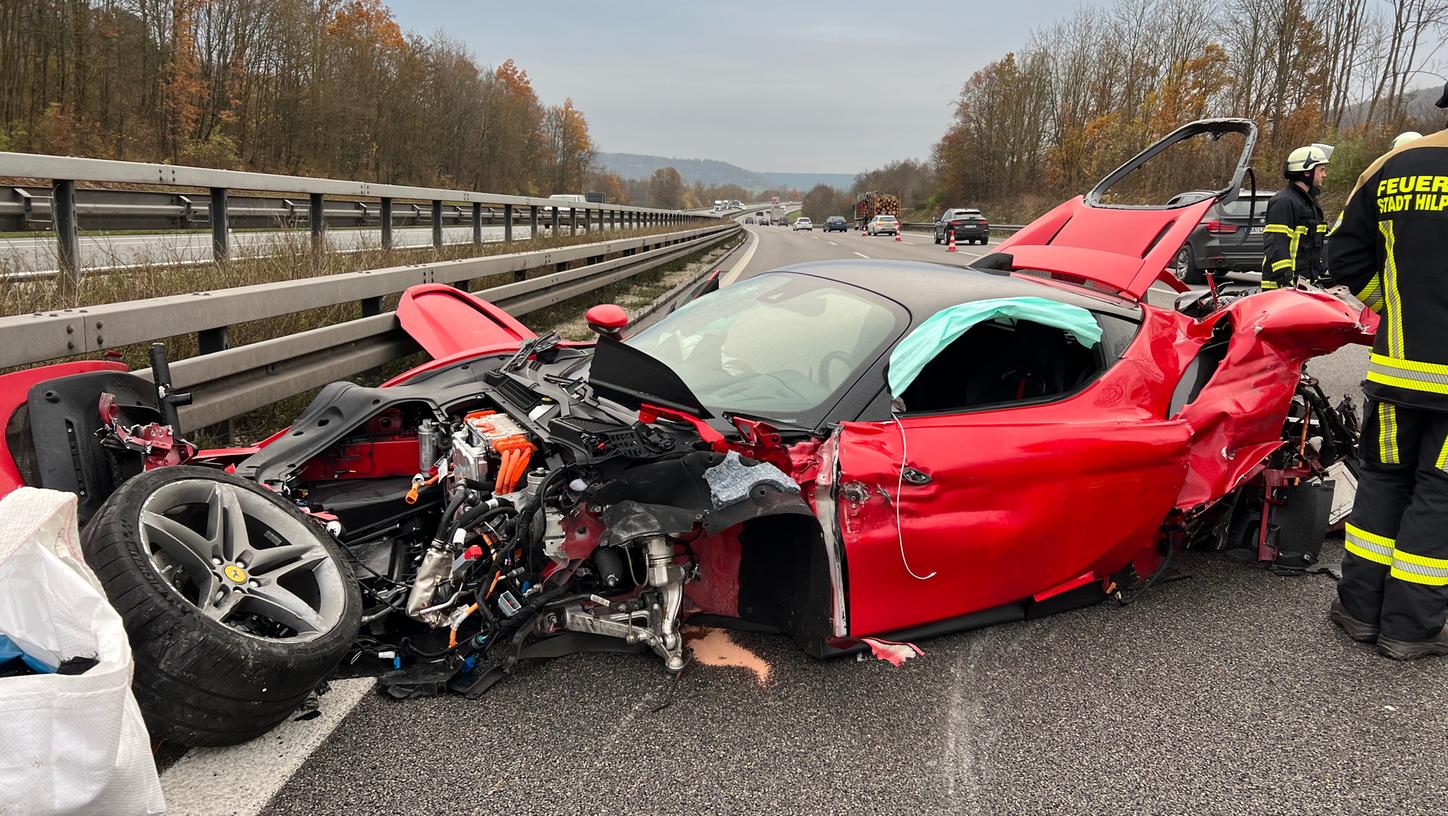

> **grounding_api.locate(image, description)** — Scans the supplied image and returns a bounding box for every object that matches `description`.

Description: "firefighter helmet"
[1284,145,1332,178]
[1393,132,1424,150]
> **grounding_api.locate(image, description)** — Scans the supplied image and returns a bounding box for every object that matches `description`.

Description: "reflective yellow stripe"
[1345,523,1395,565]
[1263,224,1296,236]
[1379,403,1399,464]
[1367,355,1448,397]
[1315,223,1327,233]
[1436,437,1448,471]
[1380,220,1405,359]
[1371,354,1448,376]
[1260,279,1280,289]
[1391,548,1448,586]
[1355,275,1383,310]
[1367,370,1448,395]
[1271,258,1295,272]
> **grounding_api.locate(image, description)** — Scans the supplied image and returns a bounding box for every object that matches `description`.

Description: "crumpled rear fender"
[1174,288,1372,509]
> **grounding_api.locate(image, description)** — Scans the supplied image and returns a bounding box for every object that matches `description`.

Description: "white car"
[793,218,813,231]
[867,215,900,236]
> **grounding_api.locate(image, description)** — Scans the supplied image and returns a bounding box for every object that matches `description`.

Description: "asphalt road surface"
[161,220,1445,816]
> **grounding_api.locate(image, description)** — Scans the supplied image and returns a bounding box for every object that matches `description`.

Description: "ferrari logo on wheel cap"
[223,564,248,584]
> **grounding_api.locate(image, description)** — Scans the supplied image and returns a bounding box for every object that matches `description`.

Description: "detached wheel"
[81,466,361,747]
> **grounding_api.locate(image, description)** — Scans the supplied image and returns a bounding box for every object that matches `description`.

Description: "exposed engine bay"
[230,331,822,696]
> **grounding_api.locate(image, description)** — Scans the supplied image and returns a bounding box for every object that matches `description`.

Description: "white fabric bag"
[0,487,165,815]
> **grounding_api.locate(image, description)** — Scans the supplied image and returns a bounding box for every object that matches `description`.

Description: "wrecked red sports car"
[0,120,1374,747]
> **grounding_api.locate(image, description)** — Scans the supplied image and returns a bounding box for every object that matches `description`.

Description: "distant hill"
[758,171,857,191]
[1339,85,1443,129]
[597,152,854,192]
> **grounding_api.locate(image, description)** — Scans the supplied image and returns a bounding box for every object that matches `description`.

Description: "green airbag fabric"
[888,297,1102,397]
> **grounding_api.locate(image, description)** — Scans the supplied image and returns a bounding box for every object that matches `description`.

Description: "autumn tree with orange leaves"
[0,0,598,196]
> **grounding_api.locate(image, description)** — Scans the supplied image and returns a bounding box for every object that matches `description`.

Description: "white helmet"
[1284,144,1332,178]
[1392,131,1423,150]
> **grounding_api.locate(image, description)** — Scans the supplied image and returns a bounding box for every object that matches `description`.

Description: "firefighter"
[1392,131,1423,150]
[1260,145,1331,288]
[1329,82,1448,659]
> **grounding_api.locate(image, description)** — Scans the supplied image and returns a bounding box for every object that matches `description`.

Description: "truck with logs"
[854,191,900,230]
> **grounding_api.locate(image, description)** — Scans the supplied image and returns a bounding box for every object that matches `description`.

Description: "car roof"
[763,259,1140,322]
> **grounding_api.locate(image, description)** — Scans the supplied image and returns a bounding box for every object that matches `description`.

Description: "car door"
[831,409,1190,637]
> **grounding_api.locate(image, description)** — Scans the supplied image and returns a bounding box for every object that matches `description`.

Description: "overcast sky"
[388,1,1082,175]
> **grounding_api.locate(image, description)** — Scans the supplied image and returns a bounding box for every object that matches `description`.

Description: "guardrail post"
[360,296,383,317]
[197,326,231,441]
[52,179,80,285]
[504,204,514,244]
[210,187,229,262]
[597,208,604,232]
[569,207,578,236]
[550,205,560,235]
[431,200,443,250]
[530,205,539,239]
[309,193,325,250]
[472,202,483,245]
[381,197,393,249]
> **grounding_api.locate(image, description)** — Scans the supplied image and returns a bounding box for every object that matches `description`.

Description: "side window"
[898,317,1121,414]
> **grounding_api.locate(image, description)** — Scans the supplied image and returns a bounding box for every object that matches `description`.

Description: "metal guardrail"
[1,222,740,430]
[0,152,717,282]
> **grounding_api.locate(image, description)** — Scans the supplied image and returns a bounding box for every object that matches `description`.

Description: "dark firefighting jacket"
[1328,128,1448,412]
[1260,183,1327,287]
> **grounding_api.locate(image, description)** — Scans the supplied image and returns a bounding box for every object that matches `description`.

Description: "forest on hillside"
[927,0,1448,221]
[0,0,602,196]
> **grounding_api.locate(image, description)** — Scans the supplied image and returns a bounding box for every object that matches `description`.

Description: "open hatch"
[995,118,1258,301]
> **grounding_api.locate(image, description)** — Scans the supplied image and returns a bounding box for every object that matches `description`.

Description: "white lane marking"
[718,226,760,287]
[853,251,870,259]
[160,677,375,816]
[827,241,838,246]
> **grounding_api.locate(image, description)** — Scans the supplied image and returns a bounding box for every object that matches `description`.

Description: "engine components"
[561,535,688,672]
[448,410,536,494]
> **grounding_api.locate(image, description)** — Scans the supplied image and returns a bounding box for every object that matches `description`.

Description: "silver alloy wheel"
[138,479,346,642]
[1173,247,1191,280]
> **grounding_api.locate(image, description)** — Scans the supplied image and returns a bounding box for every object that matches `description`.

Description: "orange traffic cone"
[946,230,957,252]
[894,227,902,242]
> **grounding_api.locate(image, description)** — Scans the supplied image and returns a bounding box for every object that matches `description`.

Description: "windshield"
[624,273,905,424]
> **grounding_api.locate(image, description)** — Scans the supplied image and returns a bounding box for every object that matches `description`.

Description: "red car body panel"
[829,286,1371,638]
[998,196,1218,300]
[395,283,535,360]
[0,360,127,494]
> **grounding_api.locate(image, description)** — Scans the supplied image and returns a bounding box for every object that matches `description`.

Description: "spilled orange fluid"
[684,626,772,685]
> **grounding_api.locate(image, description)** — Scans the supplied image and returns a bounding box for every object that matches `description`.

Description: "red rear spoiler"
[397,284,536,360]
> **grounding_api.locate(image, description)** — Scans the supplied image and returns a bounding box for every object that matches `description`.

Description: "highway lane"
[0,202,787,276]
[214,216,1429,816]
[0,222,623,275]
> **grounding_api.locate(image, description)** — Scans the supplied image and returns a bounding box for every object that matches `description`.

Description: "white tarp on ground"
[0,487,165,815]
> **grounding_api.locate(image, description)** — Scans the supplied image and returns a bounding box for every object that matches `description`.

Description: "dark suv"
[934,208,990,245]
[1167,190,1272,284]
[823,215,849,232]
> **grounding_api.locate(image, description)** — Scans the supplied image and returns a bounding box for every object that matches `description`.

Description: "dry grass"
[2,224,682,317]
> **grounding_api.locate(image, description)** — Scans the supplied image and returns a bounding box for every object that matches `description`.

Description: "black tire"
[1175,246,1206,285]
[81,466,362,747]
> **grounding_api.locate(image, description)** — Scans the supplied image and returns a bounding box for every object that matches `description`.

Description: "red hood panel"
[397,284,536,359]
[997,195,1217,301]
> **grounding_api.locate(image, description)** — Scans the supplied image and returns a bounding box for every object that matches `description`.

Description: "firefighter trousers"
[1339,400,1448,641]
